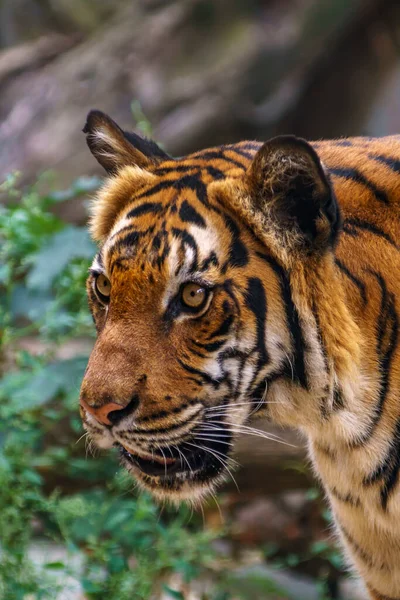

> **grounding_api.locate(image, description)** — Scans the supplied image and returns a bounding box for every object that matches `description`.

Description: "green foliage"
[0,174,219,599]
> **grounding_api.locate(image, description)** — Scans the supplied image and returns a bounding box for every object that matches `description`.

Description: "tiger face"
[80,110,344,502]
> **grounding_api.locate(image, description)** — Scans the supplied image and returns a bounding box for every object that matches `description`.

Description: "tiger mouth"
[118,433,232,480]
[119,444,179,477]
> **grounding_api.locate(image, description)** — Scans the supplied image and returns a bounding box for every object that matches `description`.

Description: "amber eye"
[181,283,208,310]
[95,274,111,301]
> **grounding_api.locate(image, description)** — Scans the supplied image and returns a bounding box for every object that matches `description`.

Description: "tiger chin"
[80,109,400,599]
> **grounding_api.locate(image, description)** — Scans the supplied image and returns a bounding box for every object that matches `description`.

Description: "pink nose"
[80,397,127,426]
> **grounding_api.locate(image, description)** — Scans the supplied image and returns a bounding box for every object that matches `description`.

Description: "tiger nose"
[80,395,139,426]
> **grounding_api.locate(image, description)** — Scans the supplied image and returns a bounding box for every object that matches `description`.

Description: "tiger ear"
[83,110,170,174]
[247,135,340,252]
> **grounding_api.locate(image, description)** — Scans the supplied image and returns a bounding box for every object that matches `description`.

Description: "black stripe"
[369,153,400,175]
[208,314,234,340]
[136,403,193,423]
[353,271,398,447]
[154,163,225,179]
[171,227,199,271]
[224,146,255,159]
[177,359,224,389]
[178,200,206,228]
[154,165,198,174]
[206,166,225,179]
[193,339,226,353]
[108,223,155,245]
[332,386,345,411]
[343,218,398,249]
[191,150,246,170]
[224,214,249,268]
[136,173,209,206]
[126,202,163,219]
[335,258,367,306]
[329,167,389,204]
[200,251,219,271]
[244,278,268,366]
[174,174,208,205]
[227,142,261,153]
[341,224,357,239]
[187,377,203,386]
[222,281,242,322]
[312,305,330,419]
[364,417,400,511]
[124,409,202,436]
[136,179,177,200]
[115,230,143,249]
[256,252,308,388]
[187,345,208,359]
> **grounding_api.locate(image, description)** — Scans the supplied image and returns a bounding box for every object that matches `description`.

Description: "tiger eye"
[181,283,207,309]
[95,274,111,299]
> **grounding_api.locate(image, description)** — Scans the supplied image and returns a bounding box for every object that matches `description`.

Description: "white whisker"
[205,400,279,412]
[196,420,296,447]
[75,431,89,445]
[210,490,224,524]
[283,350,295,381]
[157,444,169,477]
[192,434,234,447]
[173,443,193,475]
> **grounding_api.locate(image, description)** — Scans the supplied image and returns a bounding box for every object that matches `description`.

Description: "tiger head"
[80,110,359,503]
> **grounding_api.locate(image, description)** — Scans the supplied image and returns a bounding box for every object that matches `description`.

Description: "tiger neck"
[265,253,376,449]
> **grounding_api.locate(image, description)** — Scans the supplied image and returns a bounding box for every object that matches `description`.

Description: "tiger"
[79,108,400,599]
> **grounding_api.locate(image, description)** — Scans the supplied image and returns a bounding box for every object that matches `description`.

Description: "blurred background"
[1,0,400,598]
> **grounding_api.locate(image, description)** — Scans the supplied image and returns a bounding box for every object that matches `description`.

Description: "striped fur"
[80,110,400,598]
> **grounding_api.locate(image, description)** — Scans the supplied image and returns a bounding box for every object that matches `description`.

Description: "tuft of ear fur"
[83,109,170,174]
[247,135,341,253]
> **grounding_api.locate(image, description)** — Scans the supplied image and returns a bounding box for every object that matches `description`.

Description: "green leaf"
[27,227,96,291]
[44,561,65,570]
[1,356,88,413]
[0,263,11,284]
[11,285,54,321]
[310,541,330,556]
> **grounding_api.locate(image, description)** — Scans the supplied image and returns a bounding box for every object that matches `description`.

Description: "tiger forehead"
[88,141,261,245]
[90,141,265,279]
[100,185,228,278]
